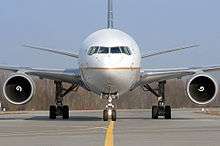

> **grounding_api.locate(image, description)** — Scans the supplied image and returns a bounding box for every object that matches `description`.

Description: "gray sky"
[0,0,220,69]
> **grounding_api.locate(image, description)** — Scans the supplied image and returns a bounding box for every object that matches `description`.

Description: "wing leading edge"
[0,65,81,83]
[134,66,220,90]
[142,45,199,59]
[23,44,79,58]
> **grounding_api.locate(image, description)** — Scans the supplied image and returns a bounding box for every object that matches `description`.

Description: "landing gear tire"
[49,105,70,119]
[50,81,78,120]
[145,81,172,119]
[112,109,117,121]
[151,105,171,119]
[49,105,57,119]
[165,106,171,119]
[152,106,158,119]
[103,109,108,121]
[62,105,69,119]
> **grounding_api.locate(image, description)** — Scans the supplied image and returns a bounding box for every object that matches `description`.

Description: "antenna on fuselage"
[107,0,114,29]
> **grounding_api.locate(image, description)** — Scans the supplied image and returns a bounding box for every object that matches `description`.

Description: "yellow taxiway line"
[104,121,115,146]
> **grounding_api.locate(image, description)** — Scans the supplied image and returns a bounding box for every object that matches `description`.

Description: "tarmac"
[0,108,220,146]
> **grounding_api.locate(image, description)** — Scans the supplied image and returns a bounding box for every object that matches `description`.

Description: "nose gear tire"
[103,109,108,121]
[112,109,117,121]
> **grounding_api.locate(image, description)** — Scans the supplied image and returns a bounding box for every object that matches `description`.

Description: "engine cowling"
[3,74,35,105]
[186,74,218,105]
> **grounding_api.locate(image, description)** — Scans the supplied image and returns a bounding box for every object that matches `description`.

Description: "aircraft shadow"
[26,116,103,121]
[25,116,195,121]
[117,117,195,120]
[0,117,26,120]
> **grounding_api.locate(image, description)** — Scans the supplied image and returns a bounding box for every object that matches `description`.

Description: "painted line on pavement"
[104,121,115,146]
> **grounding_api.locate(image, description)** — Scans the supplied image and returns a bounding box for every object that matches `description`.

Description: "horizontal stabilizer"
[142,45,199,59]
[23,44,79,58]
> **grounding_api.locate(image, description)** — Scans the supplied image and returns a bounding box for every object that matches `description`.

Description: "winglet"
[23,44,79,58]
[142,45,200,59]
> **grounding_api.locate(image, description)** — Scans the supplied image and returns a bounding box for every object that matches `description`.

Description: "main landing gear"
[49,81,79,120]
[101,93,118,121]
[143,81,171,119]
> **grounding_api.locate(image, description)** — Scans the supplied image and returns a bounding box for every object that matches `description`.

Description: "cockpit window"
[88,46,99,55]
[120,46,131,55]
[98,47,109,54]
[87,46,131,55]
[111,47,121,53]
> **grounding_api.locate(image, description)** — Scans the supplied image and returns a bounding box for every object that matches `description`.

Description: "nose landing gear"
[101,93,118,121]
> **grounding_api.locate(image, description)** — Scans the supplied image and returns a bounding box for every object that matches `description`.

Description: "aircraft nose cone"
[95,55,125,68]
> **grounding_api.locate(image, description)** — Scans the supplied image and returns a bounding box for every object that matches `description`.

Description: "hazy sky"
[0,0,220,69]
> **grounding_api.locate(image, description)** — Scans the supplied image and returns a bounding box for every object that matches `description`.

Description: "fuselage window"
[111,47,121,53]
[98,47,109,54]
[88,46,99,55]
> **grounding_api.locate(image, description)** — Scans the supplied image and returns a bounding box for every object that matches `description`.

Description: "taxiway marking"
[104,121,115,146]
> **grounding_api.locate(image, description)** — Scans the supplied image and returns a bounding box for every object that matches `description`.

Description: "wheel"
[165,105,171,119]
[152,106,158,119]
[112,109,116,121]
[49,105,57,119]
[103,109,108,121]
[62,105,69,119]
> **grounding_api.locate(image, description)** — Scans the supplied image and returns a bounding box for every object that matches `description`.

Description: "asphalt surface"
[0,109,220,146]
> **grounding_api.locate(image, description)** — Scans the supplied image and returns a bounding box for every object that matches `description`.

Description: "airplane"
[0,0,220,121]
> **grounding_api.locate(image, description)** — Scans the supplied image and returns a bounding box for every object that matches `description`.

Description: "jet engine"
[186,74,218,105]
[3,73,35,105]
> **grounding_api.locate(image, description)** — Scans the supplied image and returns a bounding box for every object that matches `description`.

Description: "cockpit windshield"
[120,46,131,55]
[98,47,109,54]
[111,47,121,53]
[88,46,99,55]
[88,46,131,55]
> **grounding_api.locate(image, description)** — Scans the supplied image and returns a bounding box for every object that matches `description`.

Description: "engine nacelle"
[3,73,35,105]
[186,74,218,105]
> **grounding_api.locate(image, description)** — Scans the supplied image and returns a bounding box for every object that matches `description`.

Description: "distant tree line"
[0,71,219,111]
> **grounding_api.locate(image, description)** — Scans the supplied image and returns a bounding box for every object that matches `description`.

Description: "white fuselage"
[79,29,141,95]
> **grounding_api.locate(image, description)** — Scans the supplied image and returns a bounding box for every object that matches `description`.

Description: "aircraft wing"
[23,44,79,58]
[141,45,199,59]
[0,65,81,83]
[137,66,220,87]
